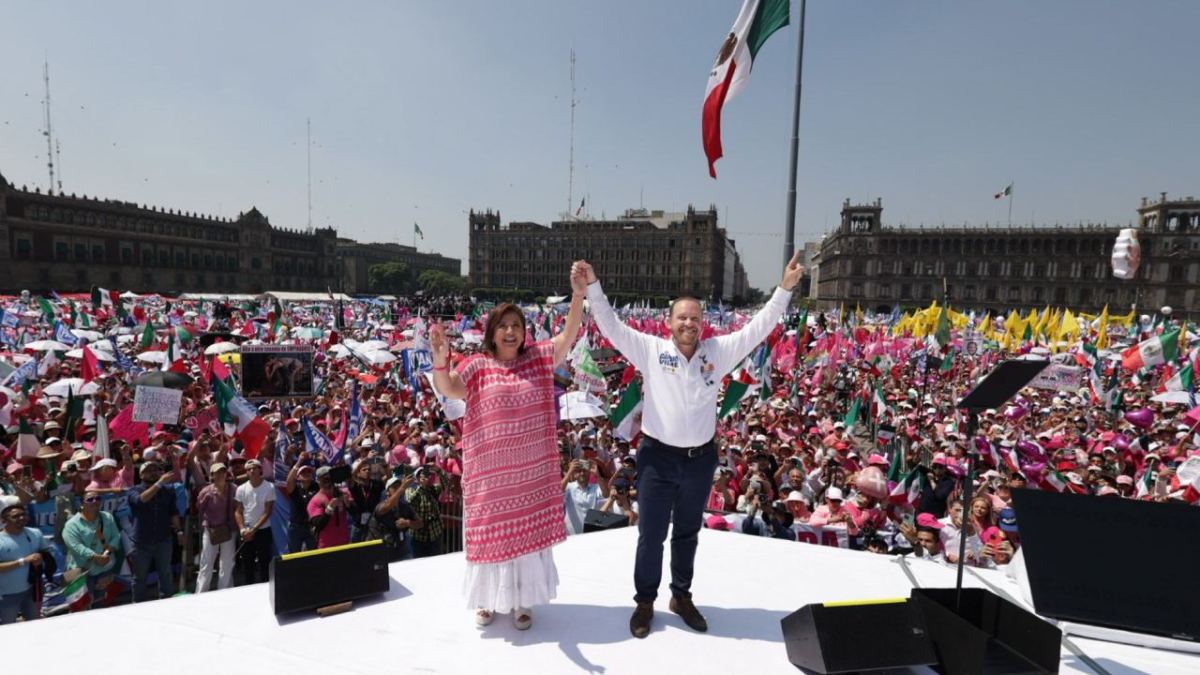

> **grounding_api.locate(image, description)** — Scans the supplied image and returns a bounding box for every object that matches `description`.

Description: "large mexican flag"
[1121,329,1179,371]
[702,0,789,178]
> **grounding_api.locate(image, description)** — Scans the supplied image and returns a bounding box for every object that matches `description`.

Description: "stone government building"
[468,205,751,303]
[814,193,1200,318]
[0,170,461,295]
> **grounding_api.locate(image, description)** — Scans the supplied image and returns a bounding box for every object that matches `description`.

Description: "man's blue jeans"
[633,436,717,603]
[131,538,174,602]
[0,588,37,624]
[287,522,316,554]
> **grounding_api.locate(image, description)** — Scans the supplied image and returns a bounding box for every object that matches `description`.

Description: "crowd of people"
[1,274,1197,628]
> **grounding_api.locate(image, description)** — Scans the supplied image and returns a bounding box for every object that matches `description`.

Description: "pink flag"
[1185,406,1200,426]
[109,405,149,448]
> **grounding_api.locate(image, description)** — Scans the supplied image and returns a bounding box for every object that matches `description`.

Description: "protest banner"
[133,385,183,425]
[791,524,850,548]
[240,344,315,398]
[1029,363,1084,391]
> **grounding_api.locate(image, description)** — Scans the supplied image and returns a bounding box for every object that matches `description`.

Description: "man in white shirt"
[234,459,275,585]
[577,253,804,639]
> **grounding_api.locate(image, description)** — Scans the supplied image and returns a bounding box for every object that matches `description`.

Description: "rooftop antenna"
[306,117,313,232]
[42,57,56,195]
[567,49,577,220]
[55,139,63,195]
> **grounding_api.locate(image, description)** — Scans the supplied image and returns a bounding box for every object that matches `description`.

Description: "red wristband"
[432,365,450,372]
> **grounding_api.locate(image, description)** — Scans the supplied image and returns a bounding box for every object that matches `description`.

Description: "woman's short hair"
[482,303,527,358]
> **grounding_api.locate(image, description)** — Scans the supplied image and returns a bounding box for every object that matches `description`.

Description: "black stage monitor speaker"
[911,588,1061,675]
[270,539,389,615]
[583,508,629,533]
[1012,488,1200,641]
[781,598,937,673]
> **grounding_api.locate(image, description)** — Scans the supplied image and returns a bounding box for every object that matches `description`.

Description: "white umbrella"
[558,396,606,421]
[361,340,390,351]
[120,291,140,299]
[204,342,240,356]
[328,344,352,359]
[356,349,397,366]
[137,351,167,364]
[44,378,100,397]
[65,348,115,362]
[70,329,104,342]
[559,390,605,408]
[1150,391,1194,406]
[90,340,114,352]
[461,329,483,346]
[26,340,70,351]
[116,335,137,345]
[0,353,34,365]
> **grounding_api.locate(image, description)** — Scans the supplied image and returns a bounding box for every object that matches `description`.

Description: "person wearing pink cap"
[908,513,945,564]
[807,486,855,532]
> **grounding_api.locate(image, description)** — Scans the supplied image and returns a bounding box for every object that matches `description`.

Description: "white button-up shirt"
[586,283,793,448]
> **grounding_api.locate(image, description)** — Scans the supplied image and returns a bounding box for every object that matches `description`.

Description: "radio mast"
[42,58,57,195]
[566,49,577,220]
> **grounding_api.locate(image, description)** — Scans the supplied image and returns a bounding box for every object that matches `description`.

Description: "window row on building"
[20,204,239,242]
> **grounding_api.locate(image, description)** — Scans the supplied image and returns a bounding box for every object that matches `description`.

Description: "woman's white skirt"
[462,547,559,613]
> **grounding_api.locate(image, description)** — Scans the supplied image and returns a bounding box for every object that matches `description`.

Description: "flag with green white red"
[1121,329,1179,371]
[610,378,643,442]
[719,360,759,419]
[702,0,789,178]
[63,572,91,612]
[569,339,606,393]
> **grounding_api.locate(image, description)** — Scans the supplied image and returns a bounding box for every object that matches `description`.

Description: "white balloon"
[1110,228,1141,280]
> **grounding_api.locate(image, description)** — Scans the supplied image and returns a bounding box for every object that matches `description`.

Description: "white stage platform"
[7,528,1198,674]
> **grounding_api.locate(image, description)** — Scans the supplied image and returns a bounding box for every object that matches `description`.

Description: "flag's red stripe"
[702,59,739,178]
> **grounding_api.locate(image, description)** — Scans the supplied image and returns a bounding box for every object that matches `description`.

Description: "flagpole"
[783,0,807,268]
[1007,182,1013,228]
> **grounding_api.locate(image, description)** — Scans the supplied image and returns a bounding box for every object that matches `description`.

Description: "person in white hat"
[808,486,854,530]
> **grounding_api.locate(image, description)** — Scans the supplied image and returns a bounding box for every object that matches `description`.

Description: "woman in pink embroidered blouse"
[430,264,586,631]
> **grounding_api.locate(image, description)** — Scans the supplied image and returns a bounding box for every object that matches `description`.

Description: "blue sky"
[2,1,1198,290]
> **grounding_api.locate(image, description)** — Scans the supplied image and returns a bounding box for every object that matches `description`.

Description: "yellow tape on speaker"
[280,539,383,561]
[822,598,907,608]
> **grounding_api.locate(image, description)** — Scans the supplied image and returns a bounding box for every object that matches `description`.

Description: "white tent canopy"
[263,291,353,303]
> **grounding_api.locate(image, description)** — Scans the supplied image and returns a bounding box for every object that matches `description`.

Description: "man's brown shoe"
[670,594,708,632]
[630,601,654,638]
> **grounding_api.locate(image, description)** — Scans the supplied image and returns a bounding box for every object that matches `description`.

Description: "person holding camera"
[307,466,351,550]
[347,458,385,543]
[428,264,585,630]
[579,252,803,639]
[601,471,638,526]
[562,458,609,535]
[283,453,319,553]
[404,465,447,559]
[127,460,182,602]
[369,473,418,562]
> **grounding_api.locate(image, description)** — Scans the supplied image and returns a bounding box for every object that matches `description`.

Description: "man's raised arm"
[575,261,653,371]
[711,250,805,373]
